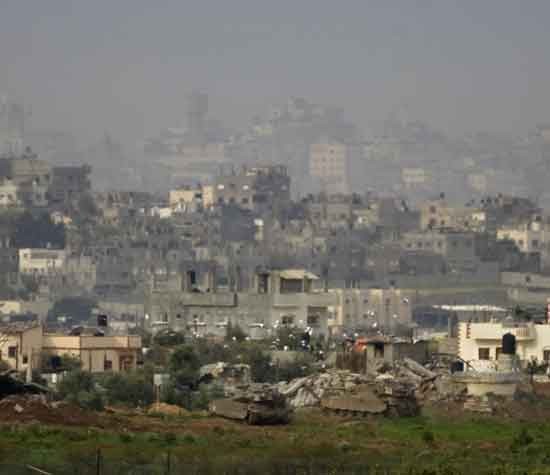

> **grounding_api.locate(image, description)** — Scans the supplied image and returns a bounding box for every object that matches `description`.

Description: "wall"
[42,334,141,373]
[458,322,550,366]
[0,325,43,371]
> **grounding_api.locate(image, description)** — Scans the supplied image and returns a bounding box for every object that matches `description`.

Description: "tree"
[101,371,154,408]
[58,370,94,396]
[225,321,246,342]
[169,345,201,388]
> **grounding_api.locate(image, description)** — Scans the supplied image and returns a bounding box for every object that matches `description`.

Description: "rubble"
[276,358,466,416]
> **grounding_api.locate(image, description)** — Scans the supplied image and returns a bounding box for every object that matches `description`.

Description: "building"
[329,288,414,335]
[169,185,214,211]
[0,323,142,373]
[401,168,432,189]
[0,323,42,372]
[0,179,19,208]
[419,199,483,232]
[400,231,479,272]
[18,249,66,275]
[496,223,544,254]
[362,337,429,368]
[0,152,51,207]
[42,334,141,372]
[213,165,290,212]
[48,165,92,205]
[146,268,334,339]
[309,142,350,194]
[458,321,550,369]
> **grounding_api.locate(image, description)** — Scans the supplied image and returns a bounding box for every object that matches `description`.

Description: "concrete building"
[401,168,432,189]
[0,323,142,373]
[18,249,66,275]
[169,185,214,210]
[329,288,414,335]
[0,323,42,372]
[0,153,51,207]
[0,179,19,208]
[146,269,334,339]
[419,199,484,232]
[497,224,545,254]
[458,321,550,369]
[309,142,350,194]
[42,334,142,373]
[401,231,478,271]
[213,165,290,212]
[48,165,92,205]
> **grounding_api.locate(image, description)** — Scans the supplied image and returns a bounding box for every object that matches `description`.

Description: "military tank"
[320,380,418,418]
[209,384,291,425]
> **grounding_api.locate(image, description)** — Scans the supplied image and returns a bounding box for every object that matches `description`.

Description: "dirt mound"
[0,395,104,426]
[147,402,190,417]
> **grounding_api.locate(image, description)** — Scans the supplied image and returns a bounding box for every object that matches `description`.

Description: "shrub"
[76,390,104,411]
[512,428,533,448]
[422,430,435,444]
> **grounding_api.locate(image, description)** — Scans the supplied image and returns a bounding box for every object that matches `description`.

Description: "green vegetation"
[2,412,550,473]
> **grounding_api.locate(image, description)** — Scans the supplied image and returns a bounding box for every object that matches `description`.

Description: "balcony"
[468,323,535,341]
[179,292,237,307]
[272,292,338,308]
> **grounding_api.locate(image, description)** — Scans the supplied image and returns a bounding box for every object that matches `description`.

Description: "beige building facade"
[309,142,350,194]
[0,324,142,373]
[19,249,67,275]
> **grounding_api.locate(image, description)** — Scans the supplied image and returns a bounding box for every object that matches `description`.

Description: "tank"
[209,384,291,425]
[320,381,419,418]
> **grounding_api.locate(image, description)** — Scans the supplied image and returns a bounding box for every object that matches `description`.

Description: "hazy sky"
[2,0,550,145]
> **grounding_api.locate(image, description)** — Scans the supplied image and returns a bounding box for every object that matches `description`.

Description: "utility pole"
[96,448,102,475]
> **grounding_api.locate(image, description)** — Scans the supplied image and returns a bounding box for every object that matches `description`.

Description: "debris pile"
[147,402,190,417]
[277,368,419,416]
[0,394,103,426]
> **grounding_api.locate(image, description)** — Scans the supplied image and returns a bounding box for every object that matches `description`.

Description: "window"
[22,355,28,364]
[7,346,16,358]
[281,315,294,325]
[495,347,502,361]
[478,348,490,360]
[429,206,437,214]
[104,360,113,371]
[532,240,539,249]
[544,350,550,362]
[241,198,249,205]
[307,315,320,326]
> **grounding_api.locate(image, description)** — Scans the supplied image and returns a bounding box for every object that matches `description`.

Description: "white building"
[458,321,550,370]
[0,179,19,208]
[18,249,66,275]
[309,142,350,194]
